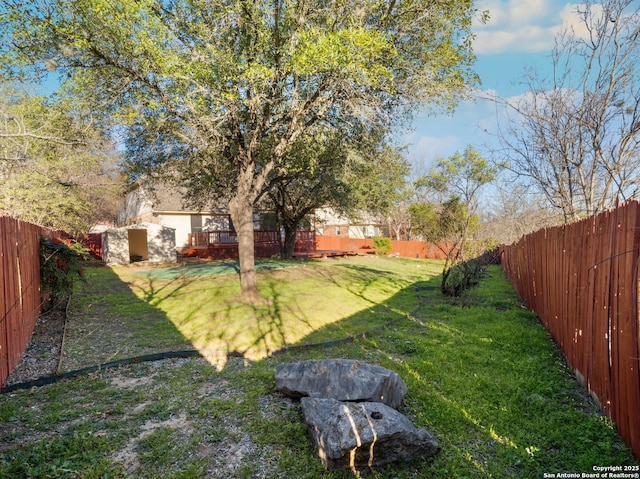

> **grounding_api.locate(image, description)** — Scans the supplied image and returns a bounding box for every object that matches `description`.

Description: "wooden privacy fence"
[0,217,62,387]
[315,236,450,259]
[500,200,640,459]
[182,231,451,260]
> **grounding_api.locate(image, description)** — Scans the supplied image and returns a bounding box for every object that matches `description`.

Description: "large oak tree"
[1,0,482,298]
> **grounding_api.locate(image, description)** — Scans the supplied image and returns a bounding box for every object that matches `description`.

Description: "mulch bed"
[2,305,66,388]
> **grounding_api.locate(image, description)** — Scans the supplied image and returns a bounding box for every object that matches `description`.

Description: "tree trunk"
[228,194,259,299]
[281,223,297,259]
[440,258,452,295]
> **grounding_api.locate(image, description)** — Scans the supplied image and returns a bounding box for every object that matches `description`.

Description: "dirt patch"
[206,426,260,477]
[108,375,155,389]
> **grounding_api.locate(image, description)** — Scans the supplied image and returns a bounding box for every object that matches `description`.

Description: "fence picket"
[0,217,62,388]
[500,201,640,459]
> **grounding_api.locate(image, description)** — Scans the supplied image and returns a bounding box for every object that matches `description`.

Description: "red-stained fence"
[500,201,640,459]
[315,236,450,259]
[0,217,63,387]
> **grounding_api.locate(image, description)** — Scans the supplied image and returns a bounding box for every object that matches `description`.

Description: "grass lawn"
[1,256,637,478]
[61,256,441,370]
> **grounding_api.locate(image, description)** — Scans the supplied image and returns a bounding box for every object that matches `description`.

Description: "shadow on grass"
[99,259,388,365]
[62,265,199,371]
[131,259,296,280]
[58,259,636,478]
[261,266,637,477]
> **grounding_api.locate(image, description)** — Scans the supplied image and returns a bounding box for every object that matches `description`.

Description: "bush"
[442,248,500,297]
[372,236,392,255]
[40,236,88,309]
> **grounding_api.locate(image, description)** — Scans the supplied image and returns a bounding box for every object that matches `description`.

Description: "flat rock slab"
[301,397,439,471]
[275,359,407,409]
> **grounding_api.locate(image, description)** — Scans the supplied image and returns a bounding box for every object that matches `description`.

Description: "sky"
[404,0,587,169]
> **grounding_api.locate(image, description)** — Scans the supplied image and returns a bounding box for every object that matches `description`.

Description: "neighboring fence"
[183,230,453,260]
[500,200,640,459]
[80,233,103,260]
[0,217,61,387]
[315,236,450,260]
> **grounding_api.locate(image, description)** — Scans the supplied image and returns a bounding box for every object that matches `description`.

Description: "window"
[190,215,203,233]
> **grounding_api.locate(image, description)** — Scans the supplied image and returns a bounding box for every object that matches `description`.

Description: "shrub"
[40,236,88,309]
[442,248,500,296]
[372,236,392,255]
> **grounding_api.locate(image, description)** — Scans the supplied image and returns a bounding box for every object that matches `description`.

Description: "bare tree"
[480,184,561,244]
[492,0,640,222]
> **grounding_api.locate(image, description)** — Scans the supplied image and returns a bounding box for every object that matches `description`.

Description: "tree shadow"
[62,265,200,371]
[63,259,636,477]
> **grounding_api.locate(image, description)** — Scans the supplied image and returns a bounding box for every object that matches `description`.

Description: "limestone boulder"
[275,359,407,409]
[301,397,439,471]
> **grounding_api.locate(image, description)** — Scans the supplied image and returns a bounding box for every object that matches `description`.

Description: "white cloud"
[558,3,606,41]
[510,0,549,24]
[473,0,571,54]
[409,135,462,164]
[474,27,559,54]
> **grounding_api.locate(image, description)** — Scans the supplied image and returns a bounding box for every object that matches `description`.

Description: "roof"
[134,183,229,214]
[108,222,175,231]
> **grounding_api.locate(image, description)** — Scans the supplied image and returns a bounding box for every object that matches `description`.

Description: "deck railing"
[189,230,281,247]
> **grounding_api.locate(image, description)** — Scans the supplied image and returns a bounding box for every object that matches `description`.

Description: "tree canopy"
[0,88,121,233]
[415,145,500,215]
[1,0,482,297]
[410,146,498,293]
[259,126,353,258]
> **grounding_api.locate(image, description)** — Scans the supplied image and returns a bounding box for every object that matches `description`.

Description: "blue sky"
[404,0,587,168]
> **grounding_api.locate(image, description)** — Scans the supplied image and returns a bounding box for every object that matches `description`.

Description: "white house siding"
[315,207,382,239]
[157,214,192,247]
[349,225,378,239]
[117,187,153,225]
[157,213,233,247]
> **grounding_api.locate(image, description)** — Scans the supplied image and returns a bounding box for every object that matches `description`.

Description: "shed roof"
[108,222,175,232]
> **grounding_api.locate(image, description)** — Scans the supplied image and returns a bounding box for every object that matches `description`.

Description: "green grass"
[1,257,637,478]
[62,257,442,368]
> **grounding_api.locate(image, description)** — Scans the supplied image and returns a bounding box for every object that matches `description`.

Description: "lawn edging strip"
[1,319,401,394]
[1,350,203,393]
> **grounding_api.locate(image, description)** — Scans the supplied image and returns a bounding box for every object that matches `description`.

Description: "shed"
[102,223,177,266]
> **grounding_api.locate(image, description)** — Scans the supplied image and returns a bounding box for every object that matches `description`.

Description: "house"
[117,183,280,259]
[314,207,386,239]
[116,185,386,260]
[117,183,276,249]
